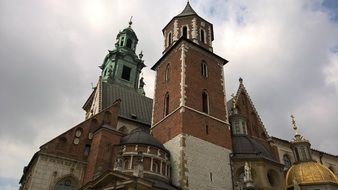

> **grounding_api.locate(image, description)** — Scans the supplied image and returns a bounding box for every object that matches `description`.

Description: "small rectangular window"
[121,65,131,81]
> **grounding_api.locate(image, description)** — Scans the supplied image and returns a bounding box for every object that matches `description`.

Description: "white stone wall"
[164,134,233,190]
[185,135,233,190]
[27,153,86,190]
[164,134,184,187]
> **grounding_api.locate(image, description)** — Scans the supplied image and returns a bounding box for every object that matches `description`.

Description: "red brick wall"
[152,41,231,149]
[83,128,122,184]
[184,46,226,120]
[152,111,183,144]
[153,49,182,125]
[40,103,120,162]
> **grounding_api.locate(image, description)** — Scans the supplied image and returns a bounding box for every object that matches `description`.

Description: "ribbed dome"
[232,135,277,161]
[120,128,168,153]
[286,161,338,187]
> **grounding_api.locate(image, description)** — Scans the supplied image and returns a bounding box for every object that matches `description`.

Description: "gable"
[40,100,121,162]
[232,82,269,141]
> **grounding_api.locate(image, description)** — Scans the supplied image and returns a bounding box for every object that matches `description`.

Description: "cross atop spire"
[129,16,133,27]
[291,114,299,136]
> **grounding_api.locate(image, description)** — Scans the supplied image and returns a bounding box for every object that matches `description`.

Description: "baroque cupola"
[100,20,146,93]
[162,1,214,53]
[286,115,338,189]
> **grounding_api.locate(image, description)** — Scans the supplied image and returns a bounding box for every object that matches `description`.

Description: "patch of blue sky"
[0,176,19,189]
[322,0,338,22]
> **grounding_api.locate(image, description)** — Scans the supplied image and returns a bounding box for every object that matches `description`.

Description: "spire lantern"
[161,1,215,53]
[289,114,312,162]
[99,21,146,95]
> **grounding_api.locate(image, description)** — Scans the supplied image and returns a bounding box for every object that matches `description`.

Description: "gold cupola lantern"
[285,115,338,189]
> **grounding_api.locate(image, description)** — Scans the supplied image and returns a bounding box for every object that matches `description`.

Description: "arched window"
[200,29,205,43]
[283,154,291,169]
[202,91,209,114]
[120,37,125,46]
[124,158,130,169]
[164,93,169,116]
[182,26,188,38]
[168,32,172,46]
[54,176,79,190]
[201,61,208,78]
[126,39,132,48]
[165,64,170,83]
[152,162,159,173]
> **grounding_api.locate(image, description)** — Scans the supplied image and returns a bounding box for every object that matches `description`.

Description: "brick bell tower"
[151,2,232,190]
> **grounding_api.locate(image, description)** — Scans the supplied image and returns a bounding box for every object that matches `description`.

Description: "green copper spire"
[100,20,146,95]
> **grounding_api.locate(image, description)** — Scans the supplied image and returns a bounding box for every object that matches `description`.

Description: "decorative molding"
[180,43,188,112]
[191,18,198,43]
[151,71,158,127]
[173,19,179,42]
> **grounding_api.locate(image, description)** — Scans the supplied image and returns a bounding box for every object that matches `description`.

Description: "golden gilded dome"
[286,161,338,187]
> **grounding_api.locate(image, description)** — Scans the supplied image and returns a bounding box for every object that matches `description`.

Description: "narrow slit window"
[168,32,172,46]
[164,93,169,116]
[201,61,208,78]
[182,26,187,38]
[202,91,209,114]
[200,29,205,43]
[165,64,170,82]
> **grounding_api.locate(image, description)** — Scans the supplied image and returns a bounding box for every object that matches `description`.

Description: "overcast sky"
[1,0,338,189]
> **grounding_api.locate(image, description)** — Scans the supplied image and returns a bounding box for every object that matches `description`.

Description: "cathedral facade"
[19,3,338,190]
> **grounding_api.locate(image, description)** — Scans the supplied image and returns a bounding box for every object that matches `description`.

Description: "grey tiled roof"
[101,82,153,125]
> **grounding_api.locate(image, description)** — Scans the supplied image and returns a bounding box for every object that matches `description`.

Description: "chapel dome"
[286,161,338,188]
[120,128,168,153]
[232,135,277,162]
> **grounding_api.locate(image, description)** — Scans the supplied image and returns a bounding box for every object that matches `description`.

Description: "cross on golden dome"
[291,114,299,136]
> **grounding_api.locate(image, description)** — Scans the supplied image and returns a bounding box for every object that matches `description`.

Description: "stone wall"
[25,153,85,190]
[185,135,232,190]
[164,134,233,190]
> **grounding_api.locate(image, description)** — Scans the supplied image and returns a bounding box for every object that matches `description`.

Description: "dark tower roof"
[177,2,197,17]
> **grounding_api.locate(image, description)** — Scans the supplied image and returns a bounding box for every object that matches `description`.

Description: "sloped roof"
[101,82,153,125]
[232,135,278,162]
[177,2,197,17]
